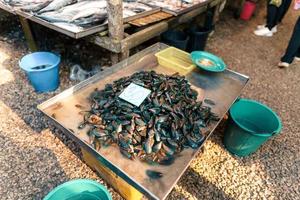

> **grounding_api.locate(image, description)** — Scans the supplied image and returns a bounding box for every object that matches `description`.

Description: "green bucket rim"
[43,179,112,200]
[229,98,282,137]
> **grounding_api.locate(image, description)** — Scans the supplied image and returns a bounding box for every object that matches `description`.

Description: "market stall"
[38,43,249,200]
[0,0,226,62]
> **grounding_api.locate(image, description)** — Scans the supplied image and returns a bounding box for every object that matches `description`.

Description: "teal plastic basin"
[190,51,227,72]
[224,98,282,157]
[43,179,112,200]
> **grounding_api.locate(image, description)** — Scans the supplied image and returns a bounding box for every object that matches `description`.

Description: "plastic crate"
[155,47,195,74]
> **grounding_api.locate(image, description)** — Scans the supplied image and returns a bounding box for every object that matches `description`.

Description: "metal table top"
[38,43,249,200]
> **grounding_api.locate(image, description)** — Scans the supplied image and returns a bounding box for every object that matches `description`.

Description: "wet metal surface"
[38,43,249,200]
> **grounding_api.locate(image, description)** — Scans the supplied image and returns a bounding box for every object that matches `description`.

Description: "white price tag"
[119,83,151,107]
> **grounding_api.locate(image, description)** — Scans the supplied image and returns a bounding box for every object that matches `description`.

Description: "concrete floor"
[0,3,299,200]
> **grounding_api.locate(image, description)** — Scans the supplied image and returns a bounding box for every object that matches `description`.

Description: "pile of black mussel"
[79,71,219,165]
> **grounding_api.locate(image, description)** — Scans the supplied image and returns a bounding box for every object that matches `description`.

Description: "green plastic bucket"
[43,179,112,200]
[224,98,282,157]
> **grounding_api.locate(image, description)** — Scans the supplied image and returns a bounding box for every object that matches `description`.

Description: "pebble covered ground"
[0,3,299,200]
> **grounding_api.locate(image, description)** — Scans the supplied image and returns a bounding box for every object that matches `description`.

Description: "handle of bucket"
[235,97,241,103]
[272,114,282,136]
[272,131,280,136]
[235,98,282,137]
[266,111,282,136]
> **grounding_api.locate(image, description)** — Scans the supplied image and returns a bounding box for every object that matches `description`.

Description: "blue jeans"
[281,17,300,63]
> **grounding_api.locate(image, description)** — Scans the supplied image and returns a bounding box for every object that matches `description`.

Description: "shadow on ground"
[0,77,84,163]
[0,135,69,199]
[179,167,235,200]
[208,125,299,199]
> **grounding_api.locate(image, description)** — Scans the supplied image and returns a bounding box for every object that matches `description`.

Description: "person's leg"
[295,47,300,59]
[281,17,300,64]
[266,4,278,30]
[277,0,292,23]
[257,1,272,28]
[255,1,278,36]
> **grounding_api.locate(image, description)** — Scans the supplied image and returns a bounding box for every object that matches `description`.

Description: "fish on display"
[59,0,106,13]
[73,11,107,26]
[37,10,76,23]
[71,8,105,21]
[1,0,154,27]
[20,0,52,12]
[140,0,208,11]
[38,0,76,13]
[37,0,107,25]
[123,9,137,18]
[123,2,152,14]
[4,0,49,6]
[0,0,7,5]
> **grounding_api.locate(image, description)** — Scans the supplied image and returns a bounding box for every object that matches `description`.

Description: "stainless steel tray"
[38,43,249,200]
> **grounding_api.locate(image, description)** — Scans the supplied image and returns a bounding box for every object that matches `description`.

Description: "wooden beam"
[122,22,168,51]
[89,23,131,53]
[92,36,122,53]
[19,16,37,52]
[98,24,131,37]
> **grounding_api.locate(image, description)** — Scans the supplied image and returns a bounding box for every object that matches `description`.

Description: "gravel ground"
[0,3,299,200]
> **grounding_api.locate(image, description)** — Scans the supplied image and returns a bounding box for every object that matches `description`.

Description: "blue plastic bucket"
[19,52,60,92]
[43,179,112,200]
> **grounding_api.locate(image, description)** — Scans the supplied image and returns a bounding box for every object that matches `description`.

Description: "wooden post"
[212,2,221,24]
[110,52,119,64]
[107,0,124,64]
[120,47,130,60]
[19,16,38,52]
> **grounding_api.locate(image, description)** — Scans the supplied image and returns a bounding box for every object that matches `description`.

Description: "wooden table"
[0,0,226,63]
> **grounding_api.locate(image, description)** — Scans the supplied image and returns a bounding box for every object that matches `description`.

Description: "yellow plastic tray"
[155,47,196,74]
